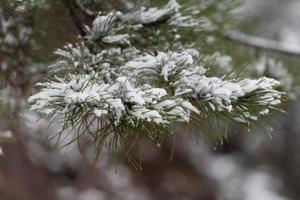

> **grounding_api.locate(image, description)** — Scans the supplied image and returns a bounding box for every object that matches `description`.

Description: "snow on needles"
[124,50,284,121]
[28,0,286,150]
[87,0,200,43]
[29,75,198,126]
[126,0,180,25]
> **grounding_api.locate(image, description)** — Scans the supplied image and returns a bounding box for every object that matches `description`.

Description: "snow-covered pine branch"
[28,0,286,159]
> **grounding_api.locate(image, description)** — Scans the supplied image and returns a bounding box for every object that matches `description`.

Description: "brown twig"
[63,0,86,37]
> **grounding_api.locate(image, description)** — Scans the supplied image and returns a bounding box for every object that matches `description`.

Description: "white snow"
[91,11,122,39]
[131,106,165,123]
[102,34,130,44]
[123,49,284,123]
[128,0,180,25]
[27,0,286,135]
[125,50,196,81]
[94,109,108,117]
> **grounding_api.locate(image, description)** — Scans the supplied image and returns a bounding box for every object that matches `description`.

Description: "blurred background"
[1,0,300,200]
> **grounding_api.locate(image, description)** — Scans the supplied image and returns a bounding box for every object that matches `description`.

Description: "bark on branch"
[224,29,300,57]
[63,0,86,37]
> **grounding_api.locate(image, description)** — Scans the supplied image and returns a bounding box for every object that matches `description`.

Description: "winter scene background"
[0,0,300,200]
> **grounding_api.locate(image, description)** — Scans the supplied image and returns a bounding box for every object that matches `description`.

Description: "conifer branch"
[224,29,300,57]
[25,0,288,161]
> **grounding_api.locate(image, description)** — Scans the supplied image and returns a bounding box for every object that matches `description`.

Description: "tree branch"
[74,0,97,18]
[63,0,86,37]
[223,29,300,57]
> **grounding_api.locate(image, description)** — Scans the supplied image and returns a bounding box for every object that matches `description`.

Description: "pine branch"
[26,0,288,162]
[224,29,300,57]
